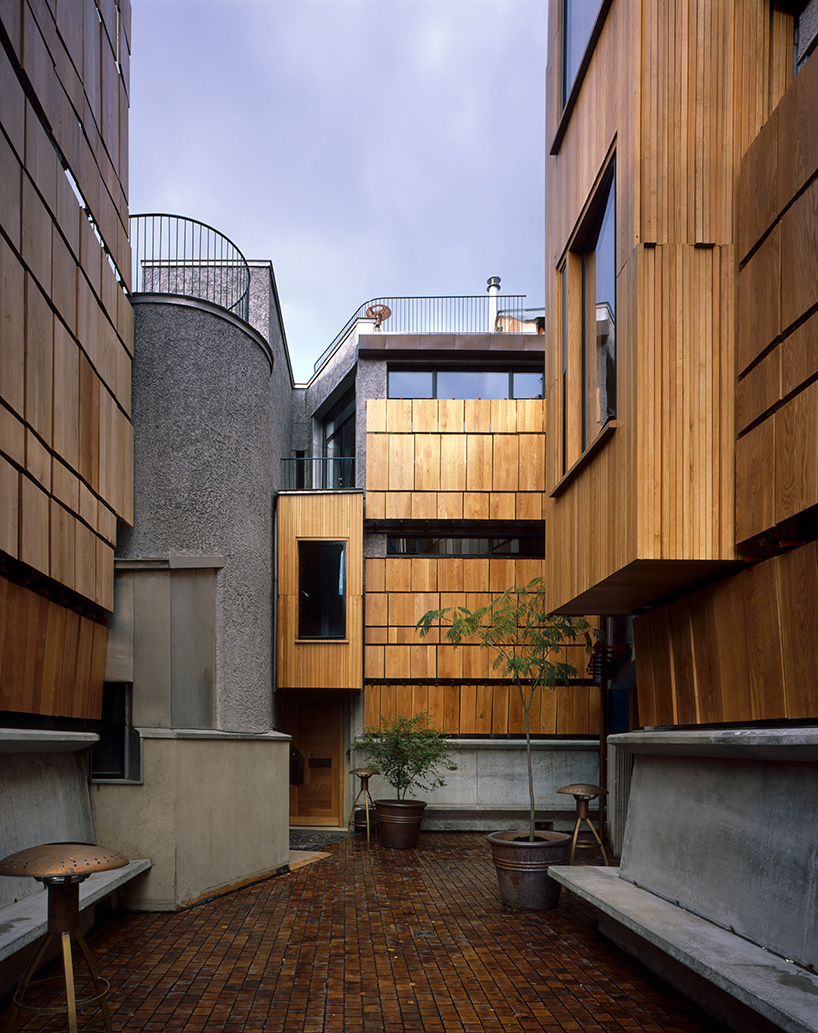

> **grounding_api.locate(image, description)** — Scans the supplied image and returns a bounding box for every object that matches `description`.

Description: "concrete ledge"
[550,865,818,1033]
[0,859,151,963]
[609,728,818,761]
[0,730,99,754]
[423,807,577,832]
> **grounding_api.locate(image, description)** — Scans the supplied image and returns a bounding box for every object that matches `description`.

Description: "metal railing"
[313,294,527,373]
[281,457,355,491]
[129,214,250,322]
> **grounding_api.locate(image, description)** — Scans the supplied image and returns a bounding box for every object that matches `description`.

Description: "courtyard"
[2,832,727,1033]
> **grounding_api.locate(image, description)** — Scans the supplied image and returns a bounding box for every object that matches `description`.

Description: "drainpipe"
[487,275,501,331]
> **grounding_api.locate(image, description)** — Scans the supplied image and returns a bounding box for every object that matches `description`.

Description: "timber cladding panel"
[365,399,545,521]
[735,51,818,544]
[277,492,364,690]
[0,578,107,719]
[363,556,599,737]
[634,540,818,726]
[542,0,792,613]
[0,2,132,717]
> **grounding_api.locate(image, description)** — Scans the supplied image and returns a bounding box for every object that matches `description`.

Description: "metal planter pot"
[374,800,427,849]
[486,830,571,910]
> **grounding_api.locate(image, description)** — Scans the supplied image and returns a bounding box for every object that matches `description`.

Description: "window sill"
[549,419,617,498]
[295,639,349,644]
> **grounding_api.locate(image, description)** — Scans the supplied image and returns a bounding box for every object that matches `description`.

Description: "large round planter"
[374,799,427,849]
[486,830,571,910]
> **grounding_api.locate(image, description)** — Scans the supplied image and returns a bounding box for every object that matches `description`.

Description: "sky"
[128,0,549,382]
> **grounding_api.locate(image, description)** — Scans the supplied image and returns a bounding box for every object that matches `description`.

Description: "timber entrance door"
[285,697,344,826]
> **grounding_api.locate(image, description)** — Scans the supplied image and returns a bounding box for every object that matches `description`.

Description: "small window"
[386,534,544,558]
[388,370,433,398]
[298,541,346,638]
[512,371,544,399]
[562,0,603,108]
[91,683,141,780]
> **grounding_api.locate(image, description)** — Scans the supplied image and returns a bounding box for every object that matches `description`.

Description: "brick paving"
[2,832,729,1033]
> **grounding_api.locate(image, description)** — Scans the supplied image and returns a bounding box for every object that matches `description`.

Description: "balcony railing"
[313,294,528,373]
[281,457,355,491]
[129,214,250,322]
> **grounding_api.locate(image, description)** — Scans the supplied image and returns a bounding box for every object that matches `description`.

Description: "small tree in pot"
[417,576,600,907]
[354,711,457,848]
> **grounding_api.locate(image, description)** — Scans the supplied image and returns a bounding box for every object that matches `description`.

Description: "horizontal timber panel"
[363,682,599,736]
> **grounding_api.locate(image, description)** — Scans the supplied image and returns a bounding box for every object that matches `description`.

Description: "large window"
[388,369,543,400]
[298,541,346,638]
[560,161,616,472]
[562,0,603,108]
[321,388,355,489]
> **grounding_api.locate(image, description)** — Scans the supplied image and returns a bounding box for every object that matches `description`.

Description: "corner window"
[560,160,616,472]
[298,541,346,638]
[562,0,603,108]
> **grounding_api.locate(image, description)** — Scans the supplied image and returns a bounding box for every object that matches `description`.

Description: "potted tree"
[417,577,599,909]
[354,711,457,848]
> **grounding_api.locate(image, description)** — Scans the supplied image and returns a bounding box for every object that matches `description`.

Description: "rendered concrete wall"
[614,730,818,971]
[120,299,274,733]
[0,747,96,907]
[91,732,290,910]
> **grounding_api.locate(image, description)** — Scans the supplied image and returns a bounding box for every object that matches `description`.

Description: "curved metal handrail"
[129,214,250,322]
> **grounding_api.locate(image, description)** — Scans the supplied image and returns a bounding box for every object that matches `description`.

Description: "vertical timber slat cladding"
[634,542,818,725]
[543,0,792,615]
[0,579,107,719]
[277,492,363,690]
[0,1,133,719]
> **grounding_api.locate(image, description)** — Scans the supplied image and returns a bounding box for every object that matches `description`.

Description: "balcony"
[129,214,250,322]
[280,456,355,492]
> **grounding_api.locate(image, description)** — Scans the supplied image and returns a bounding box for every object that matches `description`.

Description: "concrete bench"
[0,859,151,964]
[550,865,818,1033]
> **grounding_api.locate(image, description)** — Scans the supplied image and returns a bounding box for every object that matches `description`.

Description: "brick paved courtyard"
[2,832,728,1033]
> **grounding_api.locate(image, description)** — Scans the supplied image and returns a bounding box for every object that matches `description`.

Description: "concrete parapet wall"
[612,728,818,970]
[353,738,601,829]
[91,731,291,911]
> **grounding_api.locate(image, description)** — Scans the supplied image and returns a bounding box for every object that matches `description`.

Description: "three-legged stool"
[346,767,379,841]
[557,783,610,865]
[0,842,129,1033]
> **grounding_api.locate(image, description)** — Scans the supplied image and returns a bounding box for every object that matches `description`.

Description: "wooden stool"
[0,842,128,1033]
[557,783,610,865]
[346,768,379,841]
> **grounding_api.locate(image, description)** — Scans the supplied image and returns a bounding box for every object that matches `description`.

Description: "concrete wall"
[352,738,600,831]
[120,298,274,733]
[0,739,97,907]
[91,731,290,910]
[613,729,818,970]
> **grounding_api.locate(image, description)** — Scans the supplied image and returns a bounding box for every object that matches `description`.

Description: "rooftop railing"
[313,294,528,373]
[129,214,250,322]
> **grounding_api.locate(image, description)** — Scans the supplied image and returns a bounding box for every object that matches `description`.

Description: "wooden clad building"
[544,0,818,728]
[0,0,133,722]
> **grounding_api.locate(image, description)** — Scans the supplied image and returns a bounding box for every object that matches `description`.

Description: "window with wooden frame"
[298,541,347,639]
[559,160,616,474]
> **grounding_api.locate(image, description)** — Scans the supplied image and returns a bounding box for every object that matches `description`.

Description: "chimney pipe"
[487,275,501,332]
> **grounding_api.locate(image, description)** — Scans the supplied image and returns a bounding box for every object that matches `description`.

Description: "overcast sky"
[129,0,549,382]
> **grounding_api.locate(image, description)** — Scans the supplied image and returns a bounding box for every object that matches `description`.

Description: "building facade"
[543,0,818,1026]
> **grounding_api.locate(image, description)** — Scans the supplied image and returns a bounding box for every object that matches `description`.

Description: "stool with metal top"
[557,783,610,865]
[0,842,128,1033]
[346,767,379,841]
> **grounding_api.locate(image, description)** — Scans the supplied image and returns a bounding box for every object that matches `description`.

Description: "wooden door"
[285,697,344,826]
